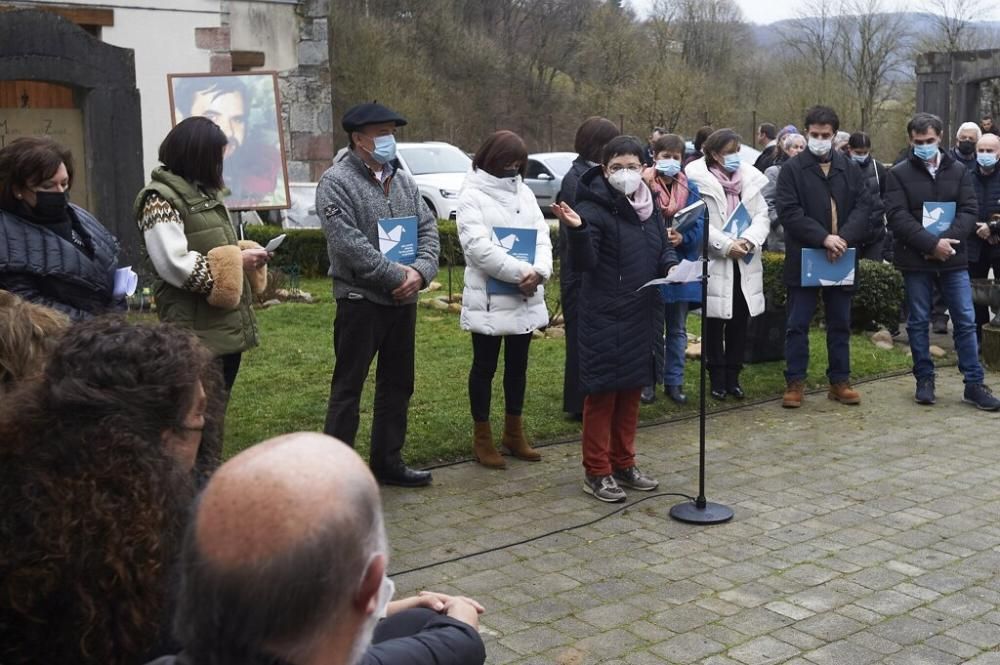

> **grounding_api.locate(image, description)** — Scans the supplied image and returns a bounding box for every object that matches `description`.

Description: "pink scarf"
[643,167,690,219]
[628,180,655,221]
[709,165,743,216]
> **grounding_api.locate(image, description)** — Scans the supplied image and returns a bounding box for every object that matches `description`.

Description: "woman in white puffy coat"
[457,131,553,469]
[685,129,770,401]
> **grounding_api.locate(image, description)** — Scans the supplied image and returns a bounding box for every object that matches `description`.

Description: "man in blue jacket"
[885,112,1000,410]
[775,106,874,409]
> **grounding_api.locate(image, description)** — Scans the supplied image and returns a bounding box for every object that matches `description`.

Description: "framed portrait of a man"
[168,72,290,211]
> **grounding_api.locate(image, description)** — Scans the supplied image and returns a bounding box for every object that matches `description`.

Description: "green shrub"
[245,226,330,277]
[760,251,904,330]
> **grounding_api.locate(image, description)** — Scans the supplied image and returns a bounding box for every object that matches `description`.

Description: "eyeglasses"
[607,164,642,174]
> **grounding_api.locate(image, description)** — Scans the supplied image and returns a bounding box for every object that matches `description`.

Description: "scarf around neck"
[627,180,655,221]
[644,167,690,219]
[709,165,743,216]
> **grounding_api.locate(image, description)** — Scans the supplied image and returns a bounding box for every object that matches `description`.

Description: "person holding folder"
[884,112,1000,410]
[775,106,874,409]
[456,131,552,468]
[686,129,771,401]
[317,102,441,486]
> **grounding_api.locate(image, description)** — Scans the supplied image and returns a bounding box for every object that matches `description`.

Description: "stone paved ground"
[383,369,1000,665]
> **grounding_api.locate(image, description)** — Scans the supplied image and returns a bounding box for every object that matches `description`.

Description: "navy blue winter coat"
[566,167,678,394]
[971,165,1000,262]
[0,204,121,320]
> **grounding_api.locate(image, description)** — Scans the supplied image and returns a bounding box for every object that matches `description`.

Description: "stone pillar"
[280,0,332,183]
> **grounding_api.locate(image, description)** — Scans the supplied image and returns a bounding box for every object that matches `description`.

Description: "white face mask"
[808,137,832,157]
[607,169,642,195]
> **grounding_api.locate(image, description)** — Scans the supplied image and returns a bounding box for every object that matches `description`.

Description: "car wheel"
[422,197,440,220]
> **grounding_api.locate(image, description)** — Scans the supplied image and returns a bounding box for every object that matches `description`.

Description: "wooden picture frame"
[168,71,290,211]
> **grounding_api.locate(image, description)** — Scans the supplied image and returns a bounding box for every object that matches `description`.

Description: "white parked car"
[283,181,321,229]
[525,152,576,213]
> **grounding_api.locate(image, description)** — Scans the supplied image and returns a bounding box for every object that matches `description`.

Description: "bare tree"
[777,0,841,102]
[836,0,911,131]
[921,0,988,53]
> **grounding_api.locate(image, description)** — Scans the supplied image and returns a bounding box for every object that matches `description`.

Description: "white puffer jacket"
[685,158,770,320]
[457,169,553,336]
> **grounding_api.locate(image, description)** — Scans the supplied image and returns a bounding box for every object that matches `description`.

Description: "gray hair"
[172,487,387,663]
[957,121,982,140]
[782,133,805,150]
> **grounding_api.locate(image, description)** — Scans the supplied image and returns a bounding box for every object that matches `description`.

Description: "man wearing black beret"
[317,102,441,486]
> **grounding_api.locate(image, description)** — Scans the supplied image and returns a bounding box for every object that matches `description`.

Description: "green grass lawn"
[224,269,916,465]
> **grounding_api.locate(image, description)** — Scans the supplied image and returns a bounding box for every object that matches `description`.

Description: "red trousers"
[581,388,641,476]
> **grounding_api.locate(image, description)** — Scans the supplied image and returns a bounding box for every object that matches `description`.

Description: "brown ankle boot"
[828,382,861,405]
[473,421,505,469]
[500,414,541,461]
[782,380,804,408]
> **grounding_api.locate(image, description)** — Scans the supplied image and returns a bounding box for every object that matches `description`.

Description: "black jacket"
[145,611,486,665]
[971,165,1000,262]
[774,149,874,286]
[950,147,977,172]
[566,167,678,394]
[556,156,592,287]
[885,149,978,272]
[754,144,777,172]
[0,204,121,320]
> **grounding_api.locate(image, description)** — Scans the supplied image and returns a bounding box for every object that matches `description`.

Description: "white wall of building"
[26,0,222,178]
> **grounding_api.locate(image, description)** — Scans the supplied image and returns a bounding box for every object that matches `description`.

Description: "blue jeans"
[784,286,853,383]
[662,302,689,386]
[903,270,983,383]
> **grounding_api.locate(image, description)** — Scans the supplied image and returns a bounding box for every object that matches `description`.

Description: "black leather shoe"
[664,385,688,404]
[640,386,656,404]
[710,388,727,401]
[374,464,432,487]
[727,385,746,399]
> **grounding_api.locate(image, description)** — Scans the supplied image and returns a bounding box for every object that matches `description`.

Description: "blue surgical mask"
[977,152,998,169]
[655,158,682,177]
[913,143,939,161]
[851,154,871,166]
[370,135,397,164]
[723,153,741,173]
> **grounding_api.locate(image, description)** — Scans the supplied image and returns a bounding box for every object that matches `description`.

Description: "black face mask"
[496,169,520,179]
[958,140,977,156]
[31,190,69,221]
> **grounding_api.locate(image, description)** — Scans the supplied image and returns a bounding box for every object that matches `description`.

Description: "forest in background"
[329,0,998,159]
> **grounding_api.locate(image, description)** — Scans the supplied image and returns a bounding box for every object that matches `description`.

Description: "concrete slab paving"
[383,369,1000,664]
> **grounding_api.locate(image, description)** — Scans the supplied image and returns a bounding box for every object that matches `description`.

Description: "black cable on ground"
[390,491,694,577]
[393,365,948,577]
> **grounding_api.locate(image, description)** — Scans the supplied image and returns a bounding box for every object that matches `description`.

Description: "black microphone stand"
[670,205,734,524]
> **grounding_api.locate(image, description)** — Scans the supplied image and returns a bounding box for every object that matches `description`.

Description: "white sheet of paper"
[264,233,287,252]
[113,266,138,297]
[636,259,702,290]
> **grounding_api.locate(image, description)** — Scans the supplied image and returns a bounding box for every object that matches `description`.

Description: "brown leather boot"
[782,380,805,408]
[500,414,541,461]
[828,382,861,405]
[473,421,505,469]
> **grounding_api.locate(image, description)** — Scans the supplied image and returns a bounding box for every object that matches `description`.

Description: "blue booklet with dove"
[801,248,856,286]
[722,202,754,264]
[487,227,536,295]
[922,201,956,237]
[377,216,418,264]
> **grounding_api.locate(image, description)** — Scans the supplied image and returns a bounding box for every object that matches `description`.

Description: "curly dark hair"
[0,317,224,665]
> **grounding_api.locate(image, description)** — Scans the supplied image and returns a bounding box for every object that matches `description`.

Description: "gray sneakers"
[583,474,626,502]
[613,465,660,491]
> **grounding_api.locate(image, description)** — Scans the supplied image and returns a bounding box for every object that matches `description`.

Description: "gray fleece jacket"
[316,151,440,305]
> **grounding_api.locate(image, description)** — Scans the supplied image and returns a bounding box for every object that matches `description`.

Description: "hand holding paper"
[113,267,139,298]
[264,233,287,253]
[637,259,701,289]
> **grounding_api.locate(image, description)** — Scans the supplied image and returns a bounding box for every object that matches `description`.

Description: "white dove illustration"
[379,224,404,254]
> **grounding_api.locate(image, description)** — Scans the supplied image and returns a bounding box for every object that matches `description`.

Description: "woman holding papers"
[551,135,678,503]
[135,117,270,391]
[0,136,122,321]
[685,129,771,401]
[642,133,704,405]
[457,130,552,469]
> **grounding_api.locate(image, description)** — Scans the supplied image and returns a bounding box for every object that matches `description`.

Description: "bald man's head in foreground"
[172,433,390,665]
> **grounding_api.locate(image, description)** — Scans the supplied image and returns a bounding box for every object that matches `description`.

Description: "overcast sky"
[626,0,1000,26]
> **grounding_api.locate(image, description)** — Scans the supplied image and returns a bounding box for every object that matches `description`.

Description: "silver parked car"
[525,152,576,213]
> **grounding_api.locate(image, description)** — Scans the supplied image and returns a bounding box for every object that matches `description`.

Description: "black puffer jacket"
[970,165,1000,263]
[556,156,591,287]
[885,149,978,273]
[566,167,678,394]
[0,204,120,320]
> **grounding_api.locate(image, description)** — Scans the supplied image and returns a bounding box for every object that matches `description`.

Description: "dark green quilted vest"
[133,168,258,356]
